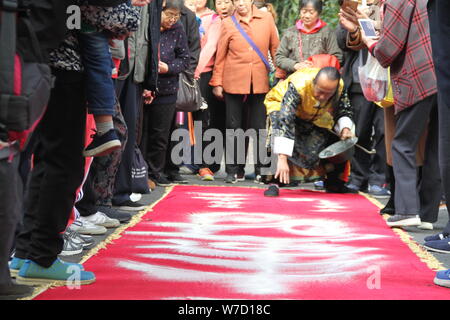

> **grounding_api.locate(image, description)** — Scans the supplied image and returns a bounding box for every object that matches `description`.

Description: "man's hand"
[143,90,155,104]
[212,86,224,100]
[274,154,290,184]
[340,127,354,140]
[132,0,151,6]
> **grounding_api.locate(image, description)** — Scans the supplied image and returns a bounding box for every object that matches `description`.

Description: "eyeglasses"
[162,11,181,21]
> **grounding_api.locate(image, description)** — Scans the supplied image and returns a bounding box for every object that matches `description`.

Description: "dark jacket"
[179,5,201,74]
[335,24,368,93]
[143,0,163,91]
[154,21,190,104]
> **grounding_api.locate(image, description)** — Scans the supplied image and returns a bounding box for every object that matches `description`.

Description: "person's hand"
[158,61,169,74]
[143,90,155,104]
[340,127,354,140]
[339,8,359,33]
[294,60,313,71]
[275,154,290,184]
[212,86,224,100]
[360,31,379,48]
[132,0,151,6]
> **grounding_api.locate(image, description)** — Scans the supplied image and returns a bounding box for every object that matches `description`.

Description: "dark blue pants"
[79,32,115,116]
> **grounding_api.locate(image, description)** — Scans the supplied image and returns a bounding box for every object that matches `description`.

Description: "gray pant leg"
[392,96,435,216]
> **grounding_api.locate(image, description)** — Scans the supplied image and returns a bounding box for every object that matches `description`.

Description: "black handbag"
[175,71,202,112]
[0,0,52,148]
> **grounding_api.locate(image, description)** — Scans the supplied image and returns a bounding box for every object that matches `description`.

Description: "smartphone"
[358,19,378,38]
[341,0,359,12]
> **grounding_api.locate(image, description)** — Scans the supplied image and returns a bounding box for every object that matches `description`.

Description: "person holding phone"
[343,0,441,229]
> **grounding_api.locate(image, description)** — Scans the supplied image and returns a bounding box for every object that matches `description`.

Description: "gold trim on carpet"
[360,192,446,272]
[23,186,175,300]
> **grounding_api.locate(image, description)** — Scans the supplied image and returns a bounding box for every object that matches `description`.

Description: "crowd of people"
[1,0,450,299]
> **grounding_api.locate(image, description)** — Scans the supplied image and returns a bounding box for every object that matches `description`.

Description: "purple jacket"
[155,21,190,104]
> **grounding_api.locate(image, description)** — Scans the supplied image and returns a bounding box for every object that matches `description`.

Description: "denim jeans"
[79,31,115,116]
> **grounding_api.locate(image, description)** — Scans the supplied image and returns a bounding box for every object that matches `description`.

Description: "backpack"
[0,0,53,154]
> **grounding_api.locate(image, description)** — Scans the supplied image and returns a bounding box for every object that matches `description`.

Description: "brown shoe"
[147,179,156,191]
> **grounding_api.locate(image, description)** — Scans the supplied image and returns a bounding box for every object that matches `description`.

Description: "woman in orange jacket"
[210,0,280,183]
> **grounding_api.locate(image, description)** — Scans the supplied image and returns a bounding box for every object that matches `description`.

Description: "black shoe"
[114,200,148,212]
[97,206,132,223]
[325,181,359,194]
[83,129,121,157]
[167,173,188,184]
[153,175,174,187]
[225,173,237,184]
[0,283,34,300]
[380,196,395,215]
[264,185,279,197]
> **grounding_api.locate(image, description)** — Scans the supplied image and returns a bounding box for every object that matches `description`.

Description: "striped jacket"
[369,0,437,113]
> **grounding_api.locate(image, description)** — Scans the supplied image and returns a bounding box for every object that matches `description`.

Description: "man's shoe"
[83,129,121,157]
[386,214,421,227]
[313,180,324,190]
[79,211,120,228]
[68,219,107,235]
[225,173,237,184]
[434,269,450,288]
[63,229,95,250]
[167,173,188,184]
[424,239,450,254]
[115,200,149,212]
[264,185,280,197]
[16,259,95,286]
[325,182,358,194]
[0,283,34,300]
[236,172,245,182]
[10,257,84,279]
[368,185,391,198]
[425,233,449,242]
[152,175,174,187]
[60,231,84,256]
[198,168,214,181]
[147,179,156,191]
[417,222,434,230]
[96,206,132,223]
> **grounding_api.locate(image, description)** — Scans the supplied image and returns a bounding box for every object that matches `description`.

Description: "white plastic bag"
[358,53,389,102]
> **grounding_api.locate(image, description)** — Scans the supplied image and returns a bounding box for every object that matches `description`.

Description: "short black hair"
[300,0,323,14]
[164,0,183,11]
[313,67,341,84]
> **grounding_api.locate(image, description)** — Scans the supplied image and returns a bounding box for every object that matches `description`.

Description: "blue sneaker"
[16,259,95,286]
[83,129,121,157]
[10,257,84,278]
[423,239,450,254]
[346,183,360,192]
[434,269,450,288]
[424,233,449,242]
[368,185,391,198]
[314,180,324,190]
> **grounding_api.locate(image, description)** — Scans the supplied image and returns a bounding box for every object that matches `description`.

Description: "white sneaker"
[68,219,107,235]
[80,212,120,228]
[417,222,434,230]
[60,232,83,256]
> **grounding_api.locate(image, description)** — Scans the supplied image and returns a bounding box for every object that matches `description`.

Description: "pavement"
[62,167,450,272]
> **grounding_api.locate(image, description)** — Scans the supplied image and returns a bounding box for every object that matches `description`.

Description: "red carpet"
[35,186,449,300]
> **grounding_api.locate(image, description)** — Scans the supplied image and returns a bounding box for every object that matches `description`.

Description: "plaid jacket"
[369,0,437,113]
